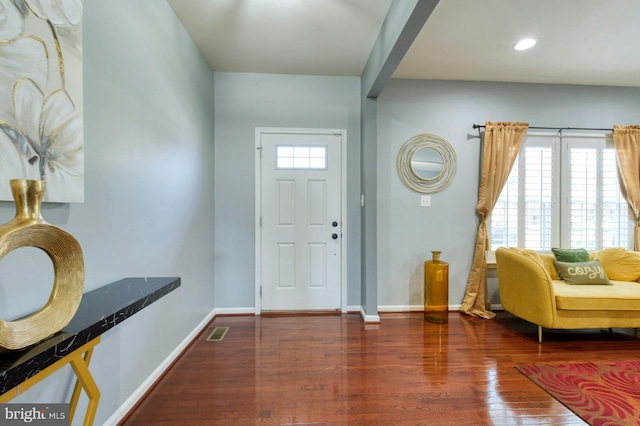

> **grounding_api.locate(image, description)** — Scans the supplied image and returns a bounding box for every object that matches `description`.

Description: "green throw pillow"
[553,260,612,285]
[552,247,590,262]
[552,248,591,279]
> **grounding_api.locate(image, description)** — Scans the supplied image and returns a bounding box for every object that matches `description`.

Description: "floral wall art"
[0,0,83,203]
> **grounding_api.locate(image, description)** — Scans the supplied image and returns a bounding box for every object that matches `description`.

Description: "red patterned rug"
[517,360,640,425]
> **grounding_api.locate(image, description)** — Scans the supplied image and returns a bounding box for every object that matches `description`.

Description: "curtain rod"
[472,124,613,132]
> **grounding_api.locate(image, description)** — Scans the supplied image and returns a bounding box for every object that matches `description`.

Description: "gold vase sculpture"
[424,250,448,324]
[0,179,84,350]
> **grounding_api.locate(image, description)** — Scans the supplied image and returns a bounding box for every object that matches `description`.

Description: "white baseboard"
[359,306,381,323]
[208,305,510,316]
[378,305,423,312]
[347,305,362,313]
[214,307,256,315]
[376,304,503,312]
[104,309,217,426]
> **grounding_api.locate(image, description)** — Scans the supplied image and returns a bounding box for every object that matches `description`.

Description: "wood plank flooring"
[121,312,640,425]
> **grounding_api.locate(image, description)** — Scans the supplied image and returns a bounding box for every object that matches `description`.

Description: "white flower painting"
[0,0,83,203]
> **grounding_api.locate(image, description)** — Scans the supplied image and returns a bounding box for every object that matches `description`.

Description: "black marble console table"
[0,276,180,424]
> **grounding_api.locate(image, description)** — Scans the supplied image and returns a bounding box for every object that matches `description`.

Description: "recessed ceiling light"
[514,38,536,51]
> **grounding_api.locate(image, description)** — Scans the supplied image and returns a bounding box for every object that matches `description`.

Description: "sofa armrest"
[495,247,557,328]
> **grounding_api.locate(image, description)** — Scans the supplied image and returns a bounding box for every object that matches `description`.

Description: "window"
[490,132,632,252]
[276,145,327,170]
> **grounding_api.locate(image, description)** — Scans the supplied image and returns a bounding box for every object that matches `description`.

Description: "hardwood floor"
[121,312,640,425]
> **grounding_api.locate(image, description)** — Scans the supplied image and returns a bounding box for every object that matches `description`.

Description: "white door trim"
[255,127,347,314]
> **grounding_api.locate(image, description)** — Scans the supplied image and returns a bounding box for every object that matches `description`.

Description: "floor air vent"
[206,327,229,342]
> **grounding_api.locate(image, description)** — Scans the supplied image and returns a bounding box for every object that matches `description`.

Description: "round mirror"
[397,133,457,193]
[411,147,443,180]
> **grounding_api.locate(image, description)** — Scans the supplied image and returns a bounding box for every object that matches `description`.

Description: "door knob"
[332,221,338,227]
[332,233,338,240]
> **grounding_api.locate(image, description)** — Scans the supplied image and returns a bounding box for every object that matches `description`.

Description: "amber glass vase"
[424,250,448,324]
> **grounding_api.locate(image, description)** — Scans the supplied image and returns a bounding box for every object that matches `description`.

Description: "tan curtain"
[460,121,529,319]
[613,125,640,250]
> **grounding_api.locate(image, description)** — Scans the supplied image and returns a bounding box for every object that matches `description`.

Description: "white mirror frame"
[396,133,457,193]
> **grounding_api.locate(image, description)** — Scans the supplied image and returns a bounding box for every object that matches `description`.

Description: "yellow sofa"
[495,247,640,343]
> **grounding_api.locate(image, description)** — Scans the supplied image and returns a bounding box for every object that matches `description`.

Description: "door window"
[276,145,327,170]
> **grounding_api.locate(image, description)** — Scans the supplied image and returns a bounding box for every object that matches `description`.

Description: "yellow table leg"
[0,387,18,403]
[0,337,101,426]
[69,344,101,426]
[69,345,95,421]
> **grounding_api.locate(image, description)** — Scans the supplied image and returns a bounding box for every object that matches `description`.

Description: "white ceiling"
[168,0,640,88]
[166,0,394,76]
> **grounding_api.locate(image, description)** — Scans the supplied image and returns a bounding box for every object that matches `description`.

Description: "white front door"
[258,129,343,311]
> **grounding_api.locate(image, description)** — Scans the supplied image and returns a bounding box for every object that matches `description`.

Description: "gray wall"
[214,72,362,309]
[5,2,216,424]
[377,79,640,309]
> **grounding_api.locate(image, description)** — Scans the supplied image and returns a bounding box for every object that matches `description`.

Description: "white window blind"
[567,143,598,249]
[490,160,518,248]
[490,132,631,252]
[523,145,554,250]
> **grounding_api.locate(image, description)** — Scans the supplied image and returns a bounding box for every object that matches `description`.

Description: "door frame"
[255,127,348,314]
